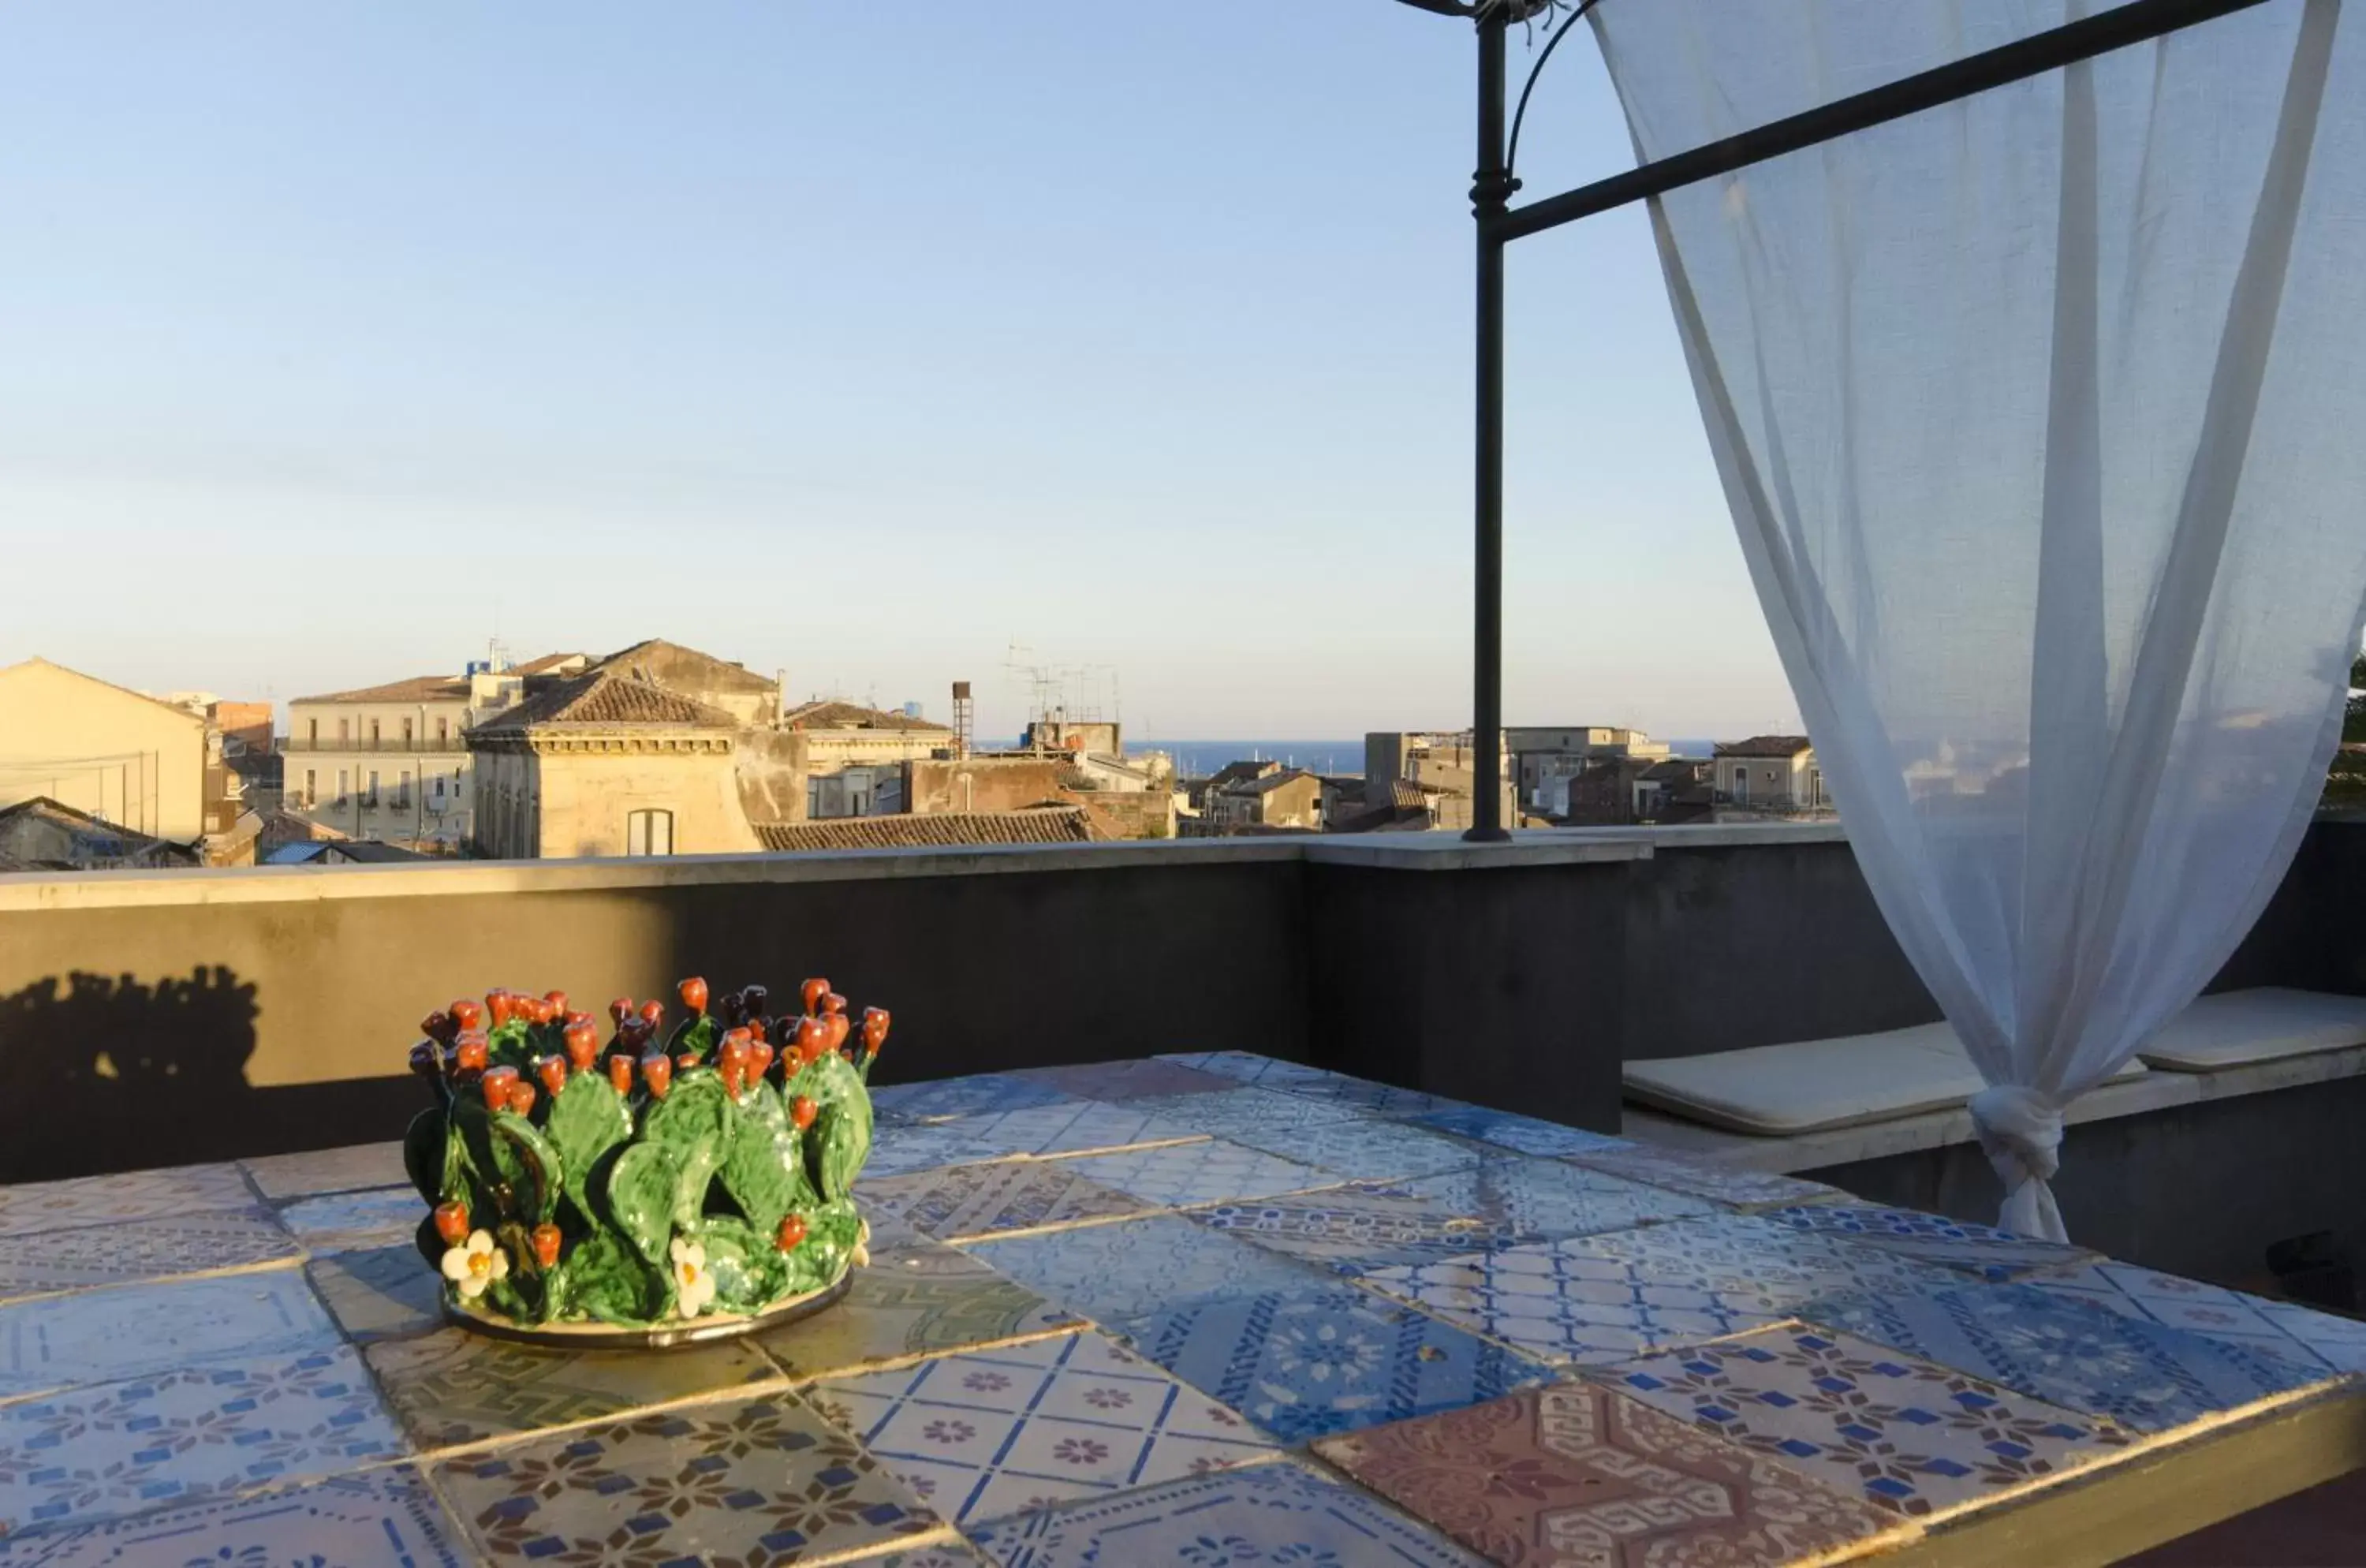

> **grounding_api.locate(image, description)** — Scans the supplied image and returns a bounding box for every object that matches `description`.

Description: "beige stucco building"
[285,654,587,848]
[0,659,210,842]
[469,671,760,860]
[1713,735,1827,813]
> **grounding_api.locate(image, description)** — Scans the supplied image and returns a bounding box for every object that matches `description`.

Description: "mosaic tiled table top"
[0,1053,2357,1567]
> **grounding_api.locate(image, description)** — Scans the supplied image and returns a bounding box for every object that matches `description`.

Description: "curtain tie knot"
[1968,1084,2063,1193]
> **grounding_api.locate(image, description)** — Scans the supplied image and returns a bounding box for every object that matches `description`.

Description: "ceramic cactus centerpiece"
[404,975,888,1346]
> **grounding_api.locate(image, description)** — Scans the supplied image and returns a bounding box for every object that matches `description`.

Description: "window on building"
[437,716,450,743]
[396,771,412,809]
[1730,768,1749,805]
[338,719,350,742]
[625,809,674,857]
[371,719,381,745]
[401,719,414,747]
[308,719,319,745]
[303,770,316,806]
[336,769,350,805]
[433,773,446,799]
[365,769,380,807]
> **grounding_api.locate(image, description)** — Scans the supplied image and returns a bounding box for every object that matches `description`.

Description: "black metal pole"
[1466,8,1513,842]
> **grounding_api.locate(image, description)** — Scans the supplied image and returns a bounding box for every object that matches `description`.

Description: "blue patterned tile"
[3,1466,463,1565]
[860,1162,1149,1243]
[2024,1260,2366,1376]
[871,1077,1082,1126]
[1053,1141,1336,1208]
[1402,1104,1632,1159]
[864,1125,1023,1180]
[1123,1087,1363,1141]
[935,1102,1209,1159]
[968,1459,1487,1568]
[274,1186,423,1254]
[1155,1053,1351,1091]
[1226,1117,1485,1185]
[965,1216,1331,1325]
[1186,1184,1517,1275]
[1358,1239,1803,1368]
[804,1331,1282,1527]
[1395,1157,1718,1243]
[0,1345,404,1536]
[1800,1282,2337,1434]
[1267,1077,1465,1118]
[0,1210,300,1303]
[0,1271,342,1398]
[1603,1324,2133,1520]
[1759,1204,2098,1282]
[1111,1283,1551,1443]
[1013,1060,1241,1101]
[1566,1144,1848,1211]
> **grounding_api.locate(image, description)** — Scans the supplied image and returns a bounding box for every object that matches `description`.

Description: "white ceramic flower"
[440,1230,509,1301]
[671,1237,717,1318]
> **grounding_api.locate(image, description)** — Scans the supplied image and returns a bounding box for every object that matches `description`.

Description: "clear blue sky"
[0,1,1797,742]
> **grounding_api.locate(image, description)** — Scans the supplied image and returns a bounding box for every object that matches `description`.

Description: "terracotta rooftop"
[753,808,1093,853]
[782,700,950,733]
[475,670,737,731]
[290,674,472,706]
[512,652,588,677]
[594,640,775,694]
[1715,734,1815,758]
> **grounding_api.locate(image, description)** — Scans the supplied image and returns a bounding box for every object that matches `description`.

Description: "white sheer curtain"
[1593,0,2366,1239]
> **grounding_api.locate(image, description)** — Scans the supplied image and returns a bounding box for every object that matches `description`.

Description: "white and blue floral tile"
[1566,1144,1849,1211]
[1574,1211,1966,1301]
[1599,1323,2133,1521]
[0,1270,343,1399]
[1757,1203,2099,1282]
[1186,1185,1515,1275]
[2025,1260,2366,1375]
[1800,1281,2337,1433]
[1154,1053,1352,1091]
[1357,1238,1801,1368]
[1394,1158,1718,1245]
[1263,1076,1466,1119]
[964,1216,1331,1327]
[871,1077,1083,1127]
[931,1102,1209,1160]
[861,1126,1024,1182]
[1109,1282,1551,1443]
[1124,1087,1364,1142]
[1052,1141,1338,1210]
[6,1465,463,1565]
[1011,1060,1241,1103]
[1224,1117,1485,1186]
[860,1161,1151,1244]
[966,1458,1489,1568]
[0,1344,404,1536]
[274,1186,431,1255]
[0,1209,300,1303]
[1401,1104,1632,1159]
[804,1331,1282,1528]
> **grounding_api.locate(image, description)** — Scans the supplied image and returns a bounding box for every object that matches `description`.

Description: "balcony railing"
[282,736,469,754]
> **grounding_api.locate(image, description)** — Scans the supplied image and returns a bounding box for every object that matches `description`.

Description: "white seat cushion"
[1623,1022,2147,1137]
[2135,987,2366,1072]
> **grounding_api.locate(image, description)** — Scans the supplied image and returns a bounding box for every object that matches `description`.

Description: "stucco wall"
[528,745,761,859]
[0,661,207,841]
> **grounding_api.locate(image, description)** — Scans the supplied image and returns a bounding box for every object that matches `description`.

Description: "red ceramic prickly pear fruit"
[433,1200,470,1245]
[746,1040,775,1083]
[801,978,830,1014]
[862,1007,890,1057]
[543,990,569,1017]
[609,997,634,1026]
[450,1000,483,1032]
[641,1052,673,1099]
[488,991,515,1029]
[536,1055,569,1099]
[453,1033,491,1073]
[639,999,665,1025]
[506,1079,538,1117]
[532,1223,562,1268]
[822,1012,852,1057]
[607,1055,635,1096]
[679,976,709,1014]
[822,992,847,1017]
[563,1021,599,1070]
[480,1065,520,1110]
[421,1010,454,1043]
[776,1213,808,1252]
[792,1095,818,1130]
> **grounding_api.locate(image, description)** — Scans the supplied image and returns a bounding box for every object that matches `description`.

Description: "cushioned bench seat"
[1625,987,2366,1135]
[2135,987,2366,1072]
[1624,1022,2148,1137]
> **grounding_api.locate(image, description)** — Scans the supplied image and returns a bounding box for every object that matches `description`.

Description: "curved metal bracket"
[1505,0,1603,184]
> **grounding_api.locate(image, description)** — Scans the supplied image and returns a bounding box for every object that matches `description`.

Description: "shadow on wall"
[0,967,419,1183]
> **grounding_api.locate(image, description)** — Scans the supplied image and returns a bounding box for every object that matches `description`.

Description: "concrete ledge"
[1625,1042,2366,1172]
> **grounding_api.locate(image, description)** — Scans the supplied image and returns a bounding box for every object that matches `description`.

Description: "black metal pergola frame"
[1414,0,2277,839]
